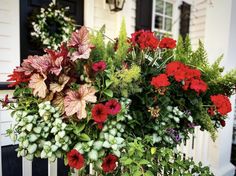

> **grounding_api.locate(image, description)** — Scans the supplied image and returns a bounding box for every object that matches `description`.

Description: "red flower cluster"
[7,69,30,87]
[67,149,84,170]
[210,94,231,115]
[159,37,176,49]
[101,154,118,173]
[92,60,106,72]
[165,61,207,94]
[92,99,121,125]
[130,30,159,50]
[151,74,170,89]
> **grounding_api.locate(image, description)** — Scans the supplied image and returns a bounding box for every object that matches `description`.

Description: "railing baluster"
[22,158,32,176]
[48,159,57,176]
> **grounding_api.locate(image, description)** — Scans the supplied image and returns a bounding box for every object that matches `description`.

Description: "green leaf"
[75,123,85,134]
[133,170,142,176]
[144,171,154,176]
[122,158,133,165]
[105,79,113,88]
[139,159,149,165]
[103,89,113,97]
[79,133,90,141]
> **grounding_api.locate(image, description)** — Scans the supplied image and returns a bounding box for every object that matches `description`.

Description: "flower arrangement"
[31,2,75,49]
[2,20,236,175]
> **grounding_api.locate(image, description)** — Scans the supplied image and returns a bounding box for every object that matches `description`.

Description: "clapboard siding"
[0,0,20,82]
[189,0,207,47]
[93,0,136,38]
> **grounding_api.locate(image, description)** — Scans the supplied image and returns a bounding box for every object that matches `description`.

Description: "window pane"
[155,0,164,13]
[165,17,172,31]
[165,2,173,17]
[155,15,163,29]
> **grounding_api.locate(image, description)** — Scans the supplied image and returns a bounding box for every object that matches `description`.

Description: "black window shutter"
[179,2,191,38]
[135,0,153,31]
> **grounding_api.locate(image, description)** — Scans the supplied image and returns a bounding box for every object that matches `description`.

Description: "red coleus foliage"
[210,94,232,115]
[92,103,108,123]
[159,37,176,49]
[151,74,170,89]
[67,149,84,170]
[130,30,159,50]
[105,99,121,115]
[165,61,208,94]
[7,69,30,87]
[92,61,107,72]
[101,154,118,173]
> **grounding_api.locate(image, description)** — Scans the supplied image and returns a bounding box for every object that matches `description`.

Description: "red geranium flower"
[159,37,176,49]
[130,30,159,50]
[166,61,185,77]
[92,61,106,72]
[67,149,84,170]
[105,99,121,115]
[101,154,118,173]
[151,74,170,88]
[7,69,30,87]
[210,94,232,115]
[190,79,208,93]
[92,104,108,123]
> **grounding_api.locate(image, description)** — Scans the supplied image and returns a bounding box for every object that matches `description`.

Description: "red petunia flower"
[130,30,159,50]
[151,74,170,88]
[7,69,30,87]
[92,61,106,72]
[190,79,208,93]
[67,149,84,170]
[210,94,232,115]
[92,104,108,123]
[159,37,176,49]
[105,99,121,115]
[101,154,118,173]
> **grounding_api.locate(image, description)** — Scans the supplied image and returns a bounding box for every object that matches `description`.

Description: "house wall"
[0,0,20,82]
[84,0,136,38]
[0,0,20,146]
[189,0,208,47]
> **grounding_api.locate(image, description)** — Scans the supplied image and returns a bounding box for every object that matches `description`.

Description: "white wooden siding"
[0,0,20,82]
[93,0,136,38]
[189,0,208,47]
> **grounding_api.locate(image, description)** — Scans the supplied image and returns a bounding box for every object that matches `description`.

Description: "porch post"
[204,0,236,175]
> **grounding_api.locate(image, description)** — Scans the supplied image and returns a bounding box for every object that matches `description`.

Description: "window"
[152,0,173,34]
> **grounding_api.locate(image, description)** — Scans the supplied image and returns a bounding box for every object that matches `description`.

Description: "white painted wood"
[0,0,20,82]
[48,160,58,176]
[22,158,32,176]
[84,0,94,28]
